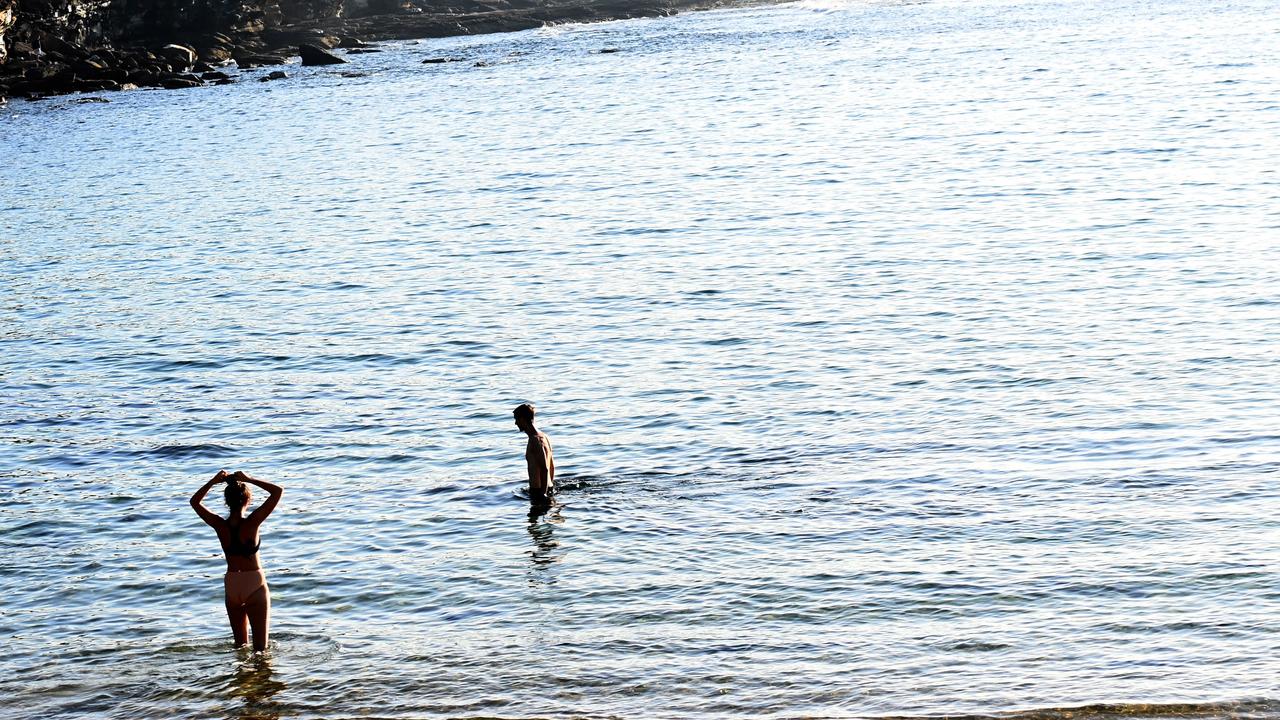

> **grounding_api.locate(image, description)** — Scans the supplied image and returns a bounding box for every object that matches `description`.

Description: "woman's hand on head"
[210,469,229,484]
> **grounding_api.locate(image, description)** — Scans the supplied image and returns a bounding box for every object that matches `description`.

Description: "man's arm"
[546,438,555,491]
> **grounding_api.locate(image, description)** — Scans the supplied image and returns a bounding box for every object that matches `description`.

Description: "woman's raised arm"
[190,470,228,527]
[230,471,283,525]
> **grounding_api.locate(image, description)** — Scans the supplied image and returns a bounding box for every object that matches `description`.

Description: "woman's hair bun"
[224,480,249,508]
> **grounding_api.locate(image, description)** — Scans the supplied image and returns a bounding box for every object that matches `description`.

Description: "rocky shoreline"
[0,0,757,104]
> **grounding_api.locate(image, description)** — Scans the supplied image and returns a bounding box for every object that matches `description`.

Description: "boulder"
[235,53,289,69]
[159,44,198,70]
[259,70,288,81]
[201,70,233,81]
[299,43,347,66]
[160,75,203,89]
[127,69,162,86]
[74,79,121,92]
[200,46,234,65]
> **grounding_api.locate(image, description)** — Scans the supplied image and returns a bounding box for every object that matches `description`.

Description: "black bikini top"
[224,521,261,557]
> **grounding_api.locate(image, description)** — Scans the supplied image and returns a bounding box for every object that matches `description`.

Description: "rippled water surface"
[3,0,1280,717]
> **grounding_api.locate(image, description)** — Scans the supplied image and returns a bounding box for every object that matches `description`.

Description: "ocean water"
[2,0,1279,717]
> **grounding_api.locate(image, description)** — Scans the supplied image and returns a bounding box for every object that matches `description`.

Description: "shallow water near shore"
[3,0,1280,717]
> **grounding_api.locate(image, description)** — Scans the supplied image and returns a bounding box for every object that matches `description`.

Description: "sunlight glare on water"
[2,0,1280,717]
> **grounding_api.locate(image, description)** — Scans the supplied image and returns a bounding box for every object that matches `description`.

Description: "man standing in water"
[514,403,555,504]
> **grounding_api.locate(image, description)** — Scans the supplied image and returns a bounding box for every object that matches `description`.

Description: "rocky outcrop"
[1,0,751,101]
[298,42,345,64]
[0,0,15,65]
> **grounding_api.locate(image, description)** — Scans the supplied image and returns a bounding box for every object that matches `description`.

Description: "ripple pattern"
[2,0,1279,717]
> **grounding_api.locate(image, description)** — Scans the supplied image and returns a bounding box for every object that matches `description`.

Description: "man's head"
[514,403,536,432]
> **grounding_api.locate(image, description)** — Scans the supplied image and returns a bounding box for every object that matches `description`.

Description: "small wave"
[866,700,1280,720]
[144,443,235,459]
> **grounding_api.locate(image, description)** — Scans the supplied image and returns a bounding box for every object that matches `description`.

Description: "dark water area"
[2,0,1279,717]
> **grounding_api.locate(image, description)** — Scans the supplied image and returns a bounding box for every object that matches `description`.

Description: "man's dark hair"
[513,403,536,424]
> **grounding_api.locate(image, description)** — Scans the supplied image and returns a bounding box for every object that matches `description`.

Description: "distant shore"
[0,0,781,104]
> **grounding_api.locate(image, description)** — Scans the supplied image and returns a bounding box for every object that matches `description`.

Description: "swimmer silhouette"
[514,403,555,506]
[190,470,283,652]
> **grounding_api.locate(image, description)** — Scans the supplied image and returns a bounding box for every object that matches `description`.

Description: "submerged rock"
[259,70,288,81]
[298,43,347,66]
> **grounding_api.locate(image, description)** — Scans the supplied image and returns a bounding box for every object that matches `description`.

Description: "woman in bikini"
[190,469,283,652]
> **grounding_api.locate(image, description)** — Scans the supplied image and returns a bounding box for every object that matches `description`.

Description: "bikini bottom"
[224,569,269,607]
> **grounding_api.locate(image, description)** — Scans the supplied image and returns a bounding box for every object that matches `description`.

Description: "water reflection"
[527,504,564,587]
[228,653,286,720]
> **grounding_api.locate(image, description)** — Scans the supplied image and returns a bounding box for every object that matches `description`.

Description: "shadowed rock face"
[0,0,14,64]
[1,0,342,52]
[1,0,720,100]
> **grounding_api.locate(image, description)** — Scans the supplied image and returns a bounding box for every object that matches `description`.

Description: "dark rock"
[235,53,289,69]
[472,60,490,67]
[264,26,325,47]
[160,76,203,89]
[345,48,381,54]
[26,63,68,83]
[599,47,620,53]
[280,0,344,24]
[74,79,121,92]
[201,71,233,81]
[73,96,110,103]
[340,71,368,77]
[40,35,88,61]
[259,70,288,81]
[421,57,462,64]
[199,46,234,65]
[127,69,161,86]
[298,43,347,66]
[159,44,198,70]
[338,36,367,48]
